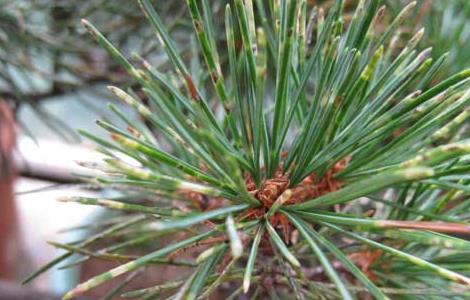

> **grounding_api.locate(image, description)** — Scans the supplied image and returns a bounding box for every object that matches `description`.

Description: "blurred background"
[0,1,185,298]
[0,0,469,298]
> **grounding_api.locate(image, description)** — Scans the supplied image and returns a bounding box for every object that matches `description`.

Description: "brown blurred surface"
[0,281,60,300]
[0,100,20,280]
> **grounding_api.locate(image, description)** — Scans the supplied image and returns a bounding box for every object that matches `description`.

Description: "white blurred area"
[15,136,102,181]
[13,137,105,294]
[7,88,137,294]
